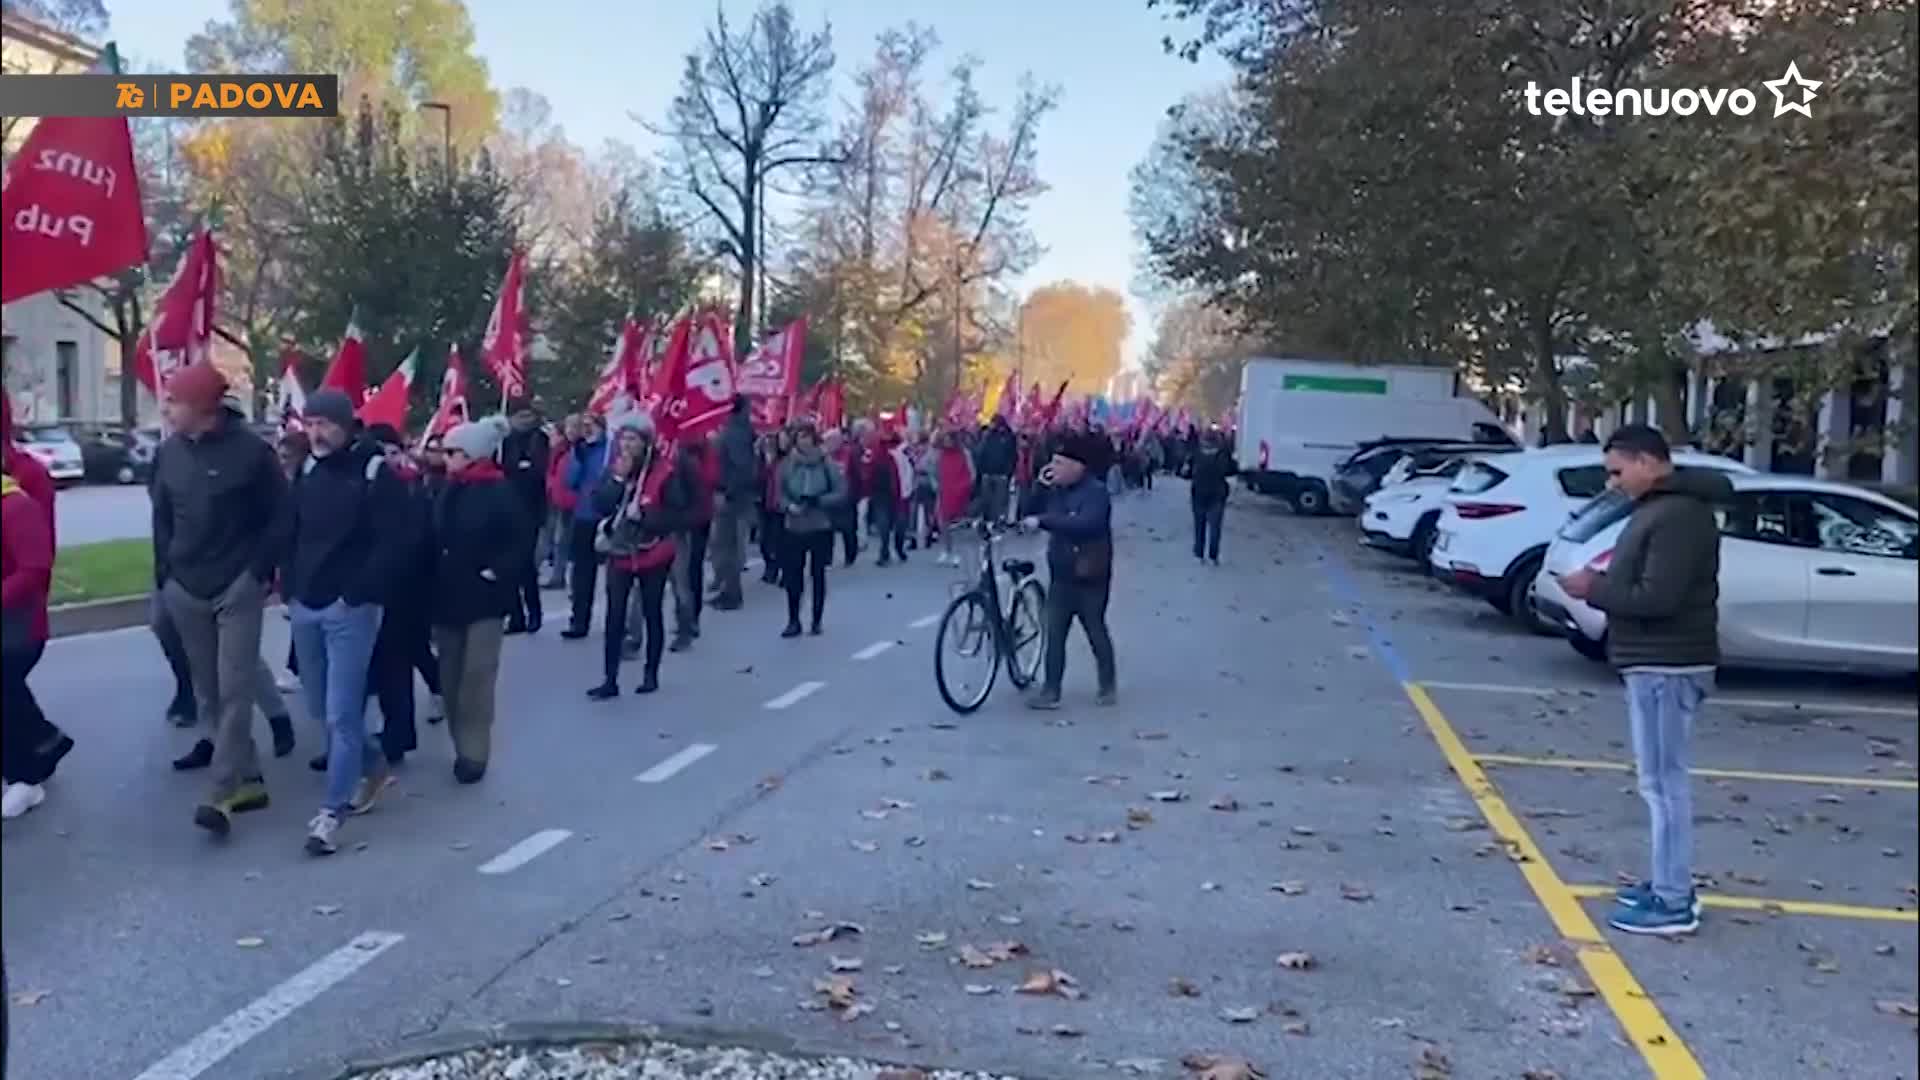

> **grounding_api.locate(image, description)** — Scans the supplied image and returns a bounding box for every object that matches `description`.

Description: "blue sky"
[111,0,1228,362]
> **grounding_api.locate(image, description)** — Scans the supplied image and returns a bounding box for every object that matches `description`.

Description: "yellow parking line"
[1566,884,1918,923]
[1476,752,1920,791]
[1403,683,1705,1080]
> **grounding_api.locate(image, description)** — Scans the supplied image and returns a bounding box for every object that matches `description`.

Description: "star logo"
[1763,62,1820,118]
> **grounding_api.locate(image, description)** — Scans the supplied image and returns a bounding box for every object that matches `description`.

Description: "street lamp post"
[419,101,453,168]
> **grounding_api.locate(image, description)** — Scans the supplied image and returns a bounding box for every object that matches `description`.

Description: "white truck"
[1235,358,1509,514]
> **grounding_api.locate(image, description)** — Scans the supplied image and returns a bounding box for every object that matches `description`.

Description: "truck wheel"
[1292,484,1327,515]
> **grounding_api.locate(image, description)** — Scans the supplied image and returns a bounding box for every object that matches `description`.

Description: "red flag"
[357,350,416,431]
[321,315,369,407]
[748,394,789,433]
[150,229,218,359]
[736,317,806,399]
[422,345,470,445]
[816,378,845,430]
[132,323,161,395]
[481,249,530,400]
[653,311,736,442]
[1041,380,1069,425]
[994,373,1019,420]
[588,318,645,416]
[273,345,307,431]
[0,114,149,304]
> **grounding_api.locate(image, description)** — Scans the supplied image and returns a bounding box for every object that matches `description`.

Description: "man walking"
[1019,433,1118,709]
[151,364,287,837]
[560,414,610,639]
[1557,424,1729,936]
[976,415,1017,522]
[1188,429,1237,564]
[708,395,758,610]
[668,433,717,652]
[283,392,411,855]
[498,399,550,633]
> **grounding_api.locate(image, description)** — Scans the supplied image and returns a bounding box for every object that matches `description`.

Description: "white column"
[1743,378,1773,471]
[1688,368,1709,434]
[1815,387,1852,480]
[1885,360,1917,486]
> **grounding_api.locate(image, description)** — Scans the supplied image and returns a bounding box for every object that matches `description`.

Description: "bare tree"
[648,1,838,355]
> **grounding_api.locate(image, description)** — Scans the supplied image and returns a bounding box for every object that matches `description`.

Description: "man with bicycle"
[1019,434,1118,709]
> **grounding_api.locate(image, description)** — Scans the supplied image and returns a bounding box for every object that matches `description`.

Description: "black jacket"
[1189,446,1238,505]
[151,409,285,600]
[499,425,550,513]
[281,441,413,609]
[1589,468,1732,670]
[976,422,1017,477]
[718,409,758,501]
[590,447,697,539]
[429,468,530,627]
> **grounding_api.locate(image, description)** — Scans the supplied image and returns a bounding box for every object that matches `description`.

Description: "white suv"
[1427,445,1750,632]
[1535,474,1919,673]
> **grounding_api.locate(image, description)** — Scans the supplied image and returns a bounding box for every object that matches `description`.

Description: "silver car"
[1534,473,1919,674]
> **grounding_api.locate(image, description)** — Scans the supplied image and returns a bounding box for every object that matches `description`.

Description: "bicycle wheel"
[1004,578,1046,690]
[935,590,999,714]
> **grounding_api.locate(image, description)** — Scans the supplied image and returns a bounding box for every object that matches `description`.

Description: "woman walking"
[587,413,690,699]
[2,461,73,818]
[776,420,845,638]
[428,418,525,784]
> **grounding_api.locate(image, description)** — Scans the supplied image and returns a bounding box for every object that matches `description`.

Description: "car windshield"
[1561,489,1633,542]
[19,426,75,444]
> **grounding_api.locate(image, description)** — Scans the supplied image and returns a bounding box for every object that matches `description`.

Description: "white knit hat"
[444,415,509,460]
[609,409,655,436]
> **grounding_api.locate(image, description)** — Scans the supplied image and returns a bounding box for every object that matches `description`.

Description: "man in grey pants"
[152,589,294,771]
[150,364,288,837]
[707,396,759,610]
[1558,424,1730,937]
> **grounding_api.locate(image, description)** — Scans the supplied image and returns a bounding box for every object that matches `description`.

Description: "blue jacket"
[1022,473,1112,581]
[566,437,611,522]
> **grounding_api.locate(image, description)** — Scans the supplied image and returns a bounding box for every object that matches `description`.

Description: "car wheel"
[1293,484,1327,516]
[1569,632,1608,662]
[1505,553,1555,635]
[1410,514,1440,569]
[116,463,135,484]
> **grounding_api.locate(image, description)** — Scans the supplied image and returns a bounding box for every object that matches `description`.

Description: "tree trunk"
[1653,357,1690,445]
[734,159,759,360]
[117,296,143,428]
[1532,309,1567,444]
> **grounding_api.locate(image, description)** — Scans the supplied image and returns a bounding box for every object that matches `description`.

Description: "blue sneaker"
[1608,893,1700,936]
[1615,881,1703,916]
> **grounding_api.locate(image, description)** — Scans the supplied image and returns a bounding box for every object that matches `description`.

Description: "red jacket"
[545,439,577,513]
[1,391,56,547]
[2,475,54,643]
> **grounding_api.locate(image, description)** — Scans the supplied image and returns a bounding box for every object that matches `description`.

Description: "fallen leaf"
[1210,795,1240,812]
[312,904,342,917]
[964,983,998,996]
[996,914,1024,926]
[1169,977,1201,998]
[1874,943,1896,956]
[1220,1006,1260,1023]
[1524,944,1564,967]
[751,966,775,978]
[706,837,732,851]
[1181,1054,1265,1080]
[1275,951,1317,970]
[1442,817,1483,833]
[966,877,996,891]
[1095,830,1122,844]
[1816,793,1845,804]
[1522,1071,1564,1080]
[915,931,949,948]
[987,941,1029,961]
[957,945,996,969]
[1339,883,1374,902]
[792,922,863,947]
[8,990,49,1007]
[1127,807,1155,828]
[813,974,859,1010]
[1290,825,1317,837]
[1414,1044,1454,1079]
[1810,958,1840,973]
[1281,1020,1311,1036]
[1064,833,1090,844]
[849,840,879,854]
[1149,789,1189,803]
[923,768,951,781]
[756,774,783,793]
[1016,968,1082,999]
[1050,1024,1085,1038]
[1135,730,1170,741]
[450,841,471,851]
[235,937,266,949]
[829,955,864,972]
[1200,881,1221,892]
[1873,1000,1918,1017]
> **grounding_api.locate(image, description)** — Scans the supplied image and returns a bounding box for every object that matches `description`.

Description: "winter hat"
[444,415,510,460]
[302,388,355,429]
[165,363,228,410]
[1056,433,1102,467]
[609,409,655,436]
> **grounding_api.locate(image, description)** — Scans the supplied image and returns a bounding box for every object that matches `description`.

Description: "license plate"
[1434,531,1452,552]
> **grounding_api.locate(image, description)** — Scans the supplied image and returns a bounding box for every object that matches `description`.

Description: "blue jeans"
[291,600,384,815]
[1625,670,1712,906]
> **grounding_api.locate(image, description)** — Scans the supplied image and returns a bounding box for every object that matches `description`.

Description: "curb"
[278,1020,974,1080]
[48,595,148,638]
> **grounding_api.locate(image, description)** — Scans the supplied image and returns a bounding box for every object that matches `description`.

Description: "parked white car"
[13,424,85,486]
[1534,474,1920,674]
[1359,462,1464,564]
[1428,445,1752,632]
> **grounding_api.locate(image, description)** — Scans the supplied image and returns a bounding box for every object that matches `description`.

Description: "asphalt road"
[53,483,153,548]
[4,483,1914,1080]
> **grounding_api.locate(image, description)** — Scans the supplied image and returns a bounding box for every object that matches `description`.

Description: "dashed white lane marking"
[852,640,896,661]
[1419,678,1918,717]
[129,930,405,1080]
[478,828,573,875]
[764,681,827,710]
[636,742,717,783]
[908,613,941,629]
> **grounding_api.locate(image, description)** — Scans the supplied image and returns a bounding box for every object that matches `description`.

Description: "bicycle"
[933,518,1047,714]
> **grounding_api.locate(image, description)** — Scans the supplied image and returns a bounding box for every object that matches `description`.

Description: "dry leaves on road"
[234,937,267,949]
[966,877,997,891]
[1181,1054,1265,1080]
[915,931,949,949]
[1127,807,1155,829]
[1209,795,1241,812]
[8,990,49,1007]
[792,922,863,947]
[1220,1006,1260,1024]
[1275,951,1317,971]
[1150,790,1189,803]
[1016,968,1083,999]
[1339,883,1375,903]
[828,955,863,972]
[812,975,873,1020]
[1169,977,1201,998]
[1413,1044,1453,1078]
[923,768,951,781]
[312,904,343,917]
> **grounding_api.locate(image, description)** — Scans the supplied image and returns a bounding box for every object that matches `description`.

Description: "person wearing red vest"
[586,412,692,699]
